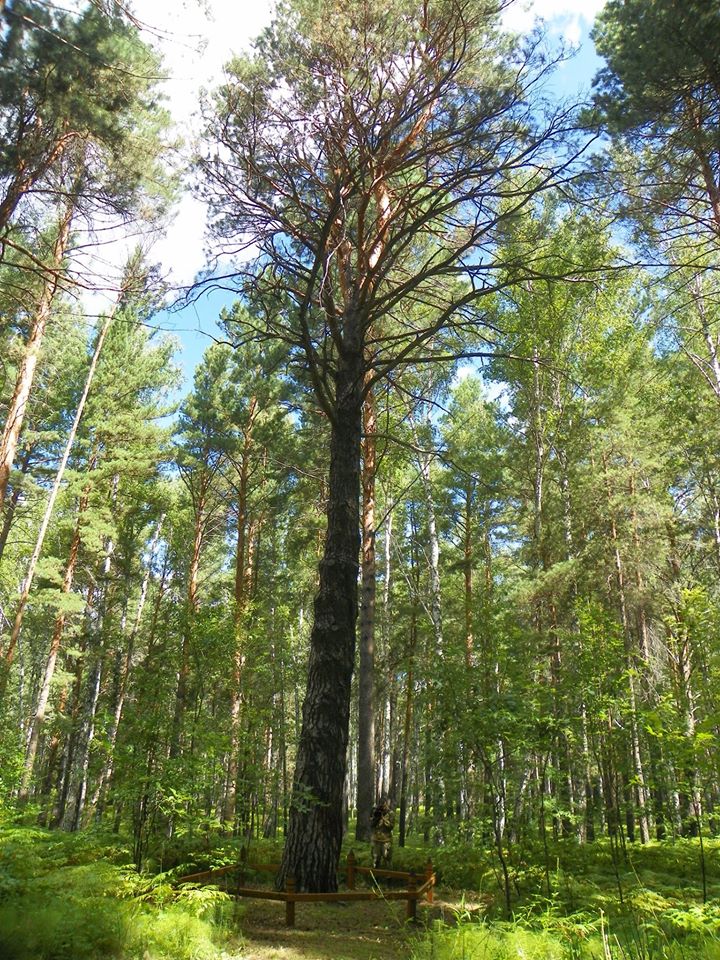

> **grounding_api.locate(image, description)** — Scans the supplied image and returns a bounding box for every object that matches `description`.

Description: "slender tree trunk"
[224,433,253,826]
[0,445,33,566]
[0,307,114,687]
[170,484,206,760]
[603,456,650,843]
[277,347,363,892]
[356,386,376,841]
[53,651,86,827]
[60,644,103,831]
[20,485,92,797]
[463,485,474,670]
[399,591,417,848]
[90,516,165,818]
[60,483,117,830]
[416,426,443,650]
[0,198,74,511]
[666,523,702,836]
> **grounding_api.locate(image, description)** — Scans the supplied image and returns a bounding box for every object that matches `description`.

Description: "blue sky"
[137,2,607,395]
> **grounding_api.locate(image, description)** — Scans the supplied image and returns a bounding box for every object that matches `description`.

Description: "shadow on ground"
[238,897,420,960]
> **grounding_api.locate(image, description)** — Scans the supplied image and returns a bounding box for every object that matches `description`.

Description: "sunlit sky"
[123,0,608,384]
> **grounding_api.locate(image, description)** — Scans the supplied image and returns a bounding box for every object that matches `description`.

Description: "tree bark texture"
[277,350,363,892]
[356,386,376,841]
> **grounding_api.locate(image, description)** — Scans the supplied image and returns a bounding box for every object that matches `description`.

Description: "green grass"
[408,836,720,960]
[3,826,720,960]
[0,827,240,960]
[411,916,720,960]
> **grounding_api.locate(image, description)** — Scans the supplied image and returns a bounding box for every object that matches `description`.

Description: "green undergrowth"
[411,918,720,960]
[0,827,241,960]
[410,837,720,960]
[4,826,720,959]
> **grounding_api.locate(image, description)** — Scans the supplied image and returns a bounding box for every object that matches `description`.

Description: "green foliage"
[0,828,237,960]
[413,915,720,960]
[410,837,720,960]
[0,1,173,216]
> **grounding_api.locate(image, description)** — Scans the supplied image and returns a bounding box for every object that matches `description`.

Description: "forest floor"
[233,889,485,960]
[236,897,416,960]
[3,826,720,960]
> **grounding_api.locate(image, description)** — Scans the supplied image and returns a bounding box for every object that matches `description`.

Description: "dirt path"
[235,896,421,960]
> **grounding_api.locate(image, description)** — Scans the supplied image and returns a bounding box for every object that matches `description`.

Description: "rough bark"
[277,348,363,892]
[356,386,376,841]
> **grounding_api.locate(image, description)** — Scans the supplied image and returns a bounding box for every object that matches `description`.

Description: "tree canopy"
[4,3,720,956]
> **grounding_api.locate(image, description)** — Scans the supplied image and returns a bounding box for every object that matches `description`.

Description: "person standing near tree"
[371,798,395,869]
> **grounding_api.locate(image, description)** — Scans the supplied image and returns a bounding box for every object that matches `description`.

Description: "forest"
[2,0,720,958]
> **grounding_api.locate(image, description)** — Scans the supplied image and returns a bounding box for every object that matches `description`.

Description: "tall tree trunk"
[399,565,418,848]
[416,427,443,650]
[0,198,74,511]
[603,455,650,843]
[277,348,363,892]
[666,523,702,836]
[60,483,117,830]
[89,516,165,818]
[0,445,33,566]
[0,307,114,687]
[224,513,261,825]
[356,386,376,841]
[20,484,92,797]
[224,425,266,829]
[224,434,253,826]
[463,485,474,670]
[169,483,206,760]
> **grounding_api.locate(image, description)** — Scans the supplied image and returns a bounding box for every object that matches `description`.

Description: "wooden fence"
[176,850,436,927]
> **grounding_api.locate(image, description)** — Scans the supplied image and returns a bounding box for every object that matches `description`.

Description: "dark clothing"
[371,804,394,868]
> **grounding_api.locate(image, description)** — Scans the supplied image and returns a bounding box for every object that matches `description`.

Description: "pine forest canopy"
[2,0,720,941]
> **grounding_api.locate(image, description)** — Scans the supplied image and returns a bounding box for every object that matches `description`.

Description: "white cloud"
[71,1,275,293]
[134,0,274,129]
[119,0,606,290]
[502,0,606,52]
[123,1,275,286]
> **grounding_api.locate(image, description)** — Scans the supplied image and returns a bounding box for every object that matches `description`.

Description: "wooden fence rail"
[176,850,435,927]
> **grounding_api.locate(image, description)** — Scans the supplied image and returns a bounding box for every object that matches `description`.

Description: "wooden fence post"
[425,859,434,903]
[237,846,247,897]
[406,872,417,923]
[285,875,296,927]
[347,850,356,890]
